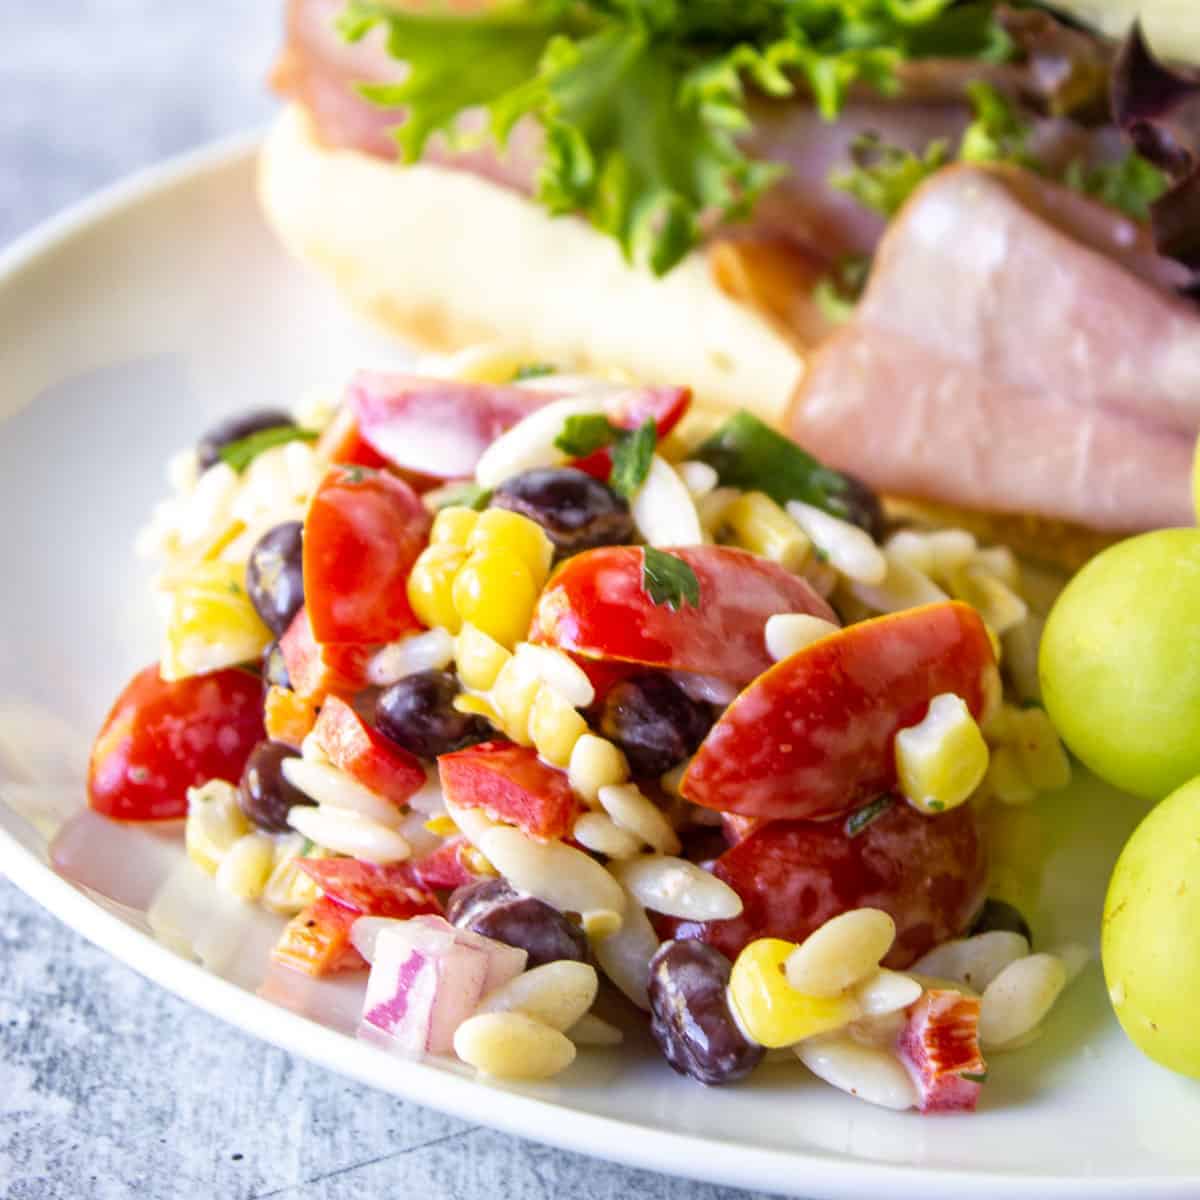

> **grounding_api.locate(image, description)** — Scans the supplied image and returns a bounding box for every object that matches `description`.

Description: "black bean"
[246,521,305,636]
[492,468,633,555]
[832,473,886,542]
[969,898,1033,945]
[596,672,713,777]
[447,878,587,968]
[238,740,311,833]
[196,409,296,470]
[648,940,764,1086]
[375,670,492,761]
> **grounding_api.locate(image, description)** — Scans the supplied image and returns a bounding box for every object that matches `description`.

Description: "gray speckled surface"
[0,5,773,1198]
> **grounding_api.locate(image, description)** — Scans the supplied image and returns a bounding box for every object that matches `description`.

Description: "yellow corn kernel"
[528,686,588,768]
[894,693,990,815]
[568,735,630,806]
[455,622,512,691]
[431,505,480,548]
[461,845,499,877]
[488,656,542,745]
[407,544,467,634]
[1008,706,1071,791]
[185,781,250,875]
[215,832,276,901]
[424,814,459,837]
[947,563,1028,637]
[467,508,554,584]
[160,560,272,682]
[453,693,501,725]
[261,841,328,915]
[452,550,538,649]
[722,492,810,571]
[984,743,1038,806]
[728,938,859,1048]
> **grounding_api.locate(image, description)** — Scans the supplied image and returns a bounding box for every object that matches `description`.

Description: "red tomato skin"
[663,801,987,968]
[531,545,838,686]
[348,373,555,480]
[88,664,265,821]
[313,695,425,806]
[403,837,485,891]
[438,741,580,841]
[303,464,431,646]
[272,896,366,976]
[317,407,390,470]
[572,386,692,479]
[682,602,996,821]
[279,608,373,702]
[295,858,442,919]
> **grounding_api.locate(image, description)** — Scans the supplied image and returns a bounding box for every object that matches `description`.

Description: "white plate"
[1,135,1198,1200]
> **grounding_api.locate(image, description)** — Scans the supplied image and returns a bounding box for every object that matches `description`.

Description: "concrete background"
[0,4,772,1198]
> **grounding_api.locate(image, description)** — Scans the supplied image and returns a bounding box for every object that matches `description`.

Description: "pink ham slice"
[786,164,1200,533]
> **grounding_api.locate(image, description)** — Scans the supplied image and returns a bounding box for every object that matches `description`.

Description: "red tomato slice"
[572,386,692,479]
[663,799,987,967]
[88,664,265,821]
[531,545,838,686]
[403,837,485,892]
[347,373,556,480]
[682,601,995,820]
[303,464,431,645]
[438,741,580,841]
[272,896,366,976]
[296,858,441,919]
[279,607,373,702]
[313,695,425,807]
[317,407,389,470]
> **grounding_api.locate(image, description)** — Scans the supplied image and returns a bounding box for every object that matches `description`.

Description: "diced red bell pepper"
[313,695,425,807]
[303,464,431,645]
[532,545,837,686]
[438,741,580,841]
[279,608,374,702]
[662,799,986,967]
[317,406,390,469]
[88,664,265,821]
[572,386,692,479]
[347,373,556,480]
[271,895,367,976]
[897,990,987,1113]
[403,837,487,891]
[682,601,996,821]
[296,858,442,919]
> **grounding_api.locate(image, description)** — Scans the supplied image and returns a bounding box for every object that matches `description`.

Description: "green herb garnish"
[961,1071,988,1084]
[642,546,701,611]
[693,409,858,522]
[432,481,493,511]
[340,0,1012,275]
[845,794,894,837]
[959,81,1036,168]
[1065,151,1169,222]
[218,426,318,473]
[609,418,657,498]
[513,362,558,381]
[813,255,872,324]
[554,413,620,457]
[831,134,950,219]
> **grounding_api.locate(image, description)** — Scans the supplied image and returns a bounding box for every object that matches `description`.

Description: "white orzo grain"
[453,1012,576,1080]
[479,960,599,1032]
[281,758,404,828]
[764,613,840,662]
[786,500,887,586]
[677,460,719,499]
[610,855,742,921]
[573,812,643,860]
[911,931,1030,994]
[514,642,595,708]
[979,953,1067,1050]
[784,909,896,997]
[598,784,681,856]
[367,629,456,685]
[631,456,703,547]
[567,1013,624,1047]
[854,969,923,1017]
[591,890,659,1011]
[795,1034,918,1110]
[286,806,411,864]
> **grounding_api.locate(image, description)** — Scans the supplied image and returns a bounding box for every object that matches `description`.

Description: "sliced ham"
[786,165,1200,533]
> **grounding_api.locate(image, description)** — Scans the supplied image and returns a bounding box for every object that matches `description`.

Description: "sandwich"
[260,0,1200,564]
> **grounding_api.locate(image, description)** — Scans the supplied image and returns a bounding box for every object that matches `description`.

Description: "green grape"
[1039,528,1200,799]
[1192,435,1199,525]
[1102,776,1200,1078]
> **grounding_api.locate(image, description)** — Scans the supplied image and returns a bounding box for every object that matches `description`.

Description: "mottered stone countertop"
[0,4,771,1199]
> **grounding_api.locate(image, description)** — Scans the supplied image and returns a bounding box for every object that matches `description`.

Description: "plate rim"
[0,132,1195,1200]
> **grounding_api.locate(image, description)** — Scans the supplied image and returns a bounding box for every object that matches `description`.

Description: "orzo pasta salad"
[86,347,1084,1112]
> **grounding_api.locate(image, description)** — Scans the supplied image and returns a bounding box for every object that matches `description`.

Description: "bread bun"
[259,105,804,421]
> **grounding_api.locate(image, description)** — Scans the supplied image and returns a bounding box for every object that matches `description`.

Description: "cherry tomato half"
[88,663,265,821]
